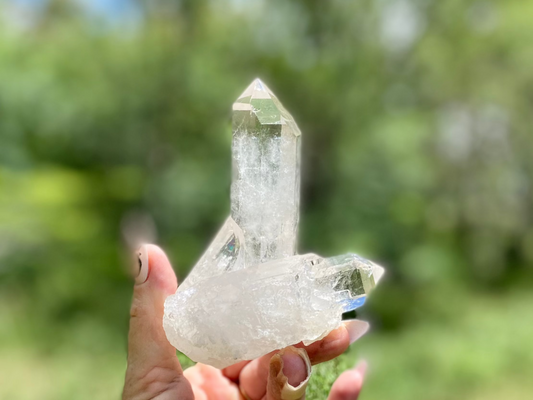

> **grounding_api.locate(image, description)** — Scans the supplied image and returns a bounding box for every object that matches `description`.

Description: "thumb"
[123,244,193,400]
[266,347,312,400]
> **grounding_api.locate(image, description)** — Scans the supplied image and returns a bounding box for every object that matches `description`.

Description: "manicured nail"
[343,319,370,344]
[135,245,149,284]
[280,347,310,388]
[354,359,368,378]
[272,347,311,400]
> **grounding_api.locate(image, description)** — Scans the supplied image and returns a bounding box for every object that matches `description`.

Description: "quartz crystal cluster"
[163,79,384,368]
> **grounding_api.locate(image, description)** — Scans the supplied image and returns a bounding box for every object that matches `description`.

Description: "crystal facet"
[163,79,385,368]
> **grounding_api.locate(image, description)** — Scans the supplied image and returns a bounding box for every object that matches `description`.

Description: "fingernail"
[135,245,149,284]
[354,359,368,378]
[270,347,311,400]
[343,319,370,344]
[280,347,310,387]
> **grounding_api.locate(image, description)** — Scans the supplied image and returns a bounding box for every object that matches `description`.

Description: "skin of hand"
[123,244,369,400]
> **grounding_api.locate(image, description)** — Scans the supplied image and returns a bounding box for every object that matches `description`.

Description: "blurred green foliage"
[0,0,532,398]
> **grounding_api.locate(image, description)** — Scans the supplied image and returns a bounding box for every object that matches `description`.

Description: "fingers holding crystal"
[238,323,367,400]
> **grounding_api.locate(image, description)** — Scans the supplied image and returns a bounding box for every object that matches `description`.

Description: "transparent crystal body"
[164,253,384,368]
[232,79,301,266]
[163,79,385,368]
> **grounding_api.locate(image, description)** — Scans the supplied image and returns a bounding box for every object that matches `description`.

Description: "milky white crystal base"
[163,253,383,368]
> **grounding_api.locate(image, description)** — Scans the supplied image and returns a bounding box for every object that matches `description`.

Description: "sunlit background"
[1,0,532,399]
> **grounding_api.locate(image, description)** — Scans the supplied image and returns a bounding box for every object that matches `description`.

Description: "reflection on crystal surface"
[163,79,385,368]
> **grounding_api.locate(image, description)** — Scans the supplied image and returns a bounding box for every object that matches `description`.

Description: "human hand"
[123,244,369,400]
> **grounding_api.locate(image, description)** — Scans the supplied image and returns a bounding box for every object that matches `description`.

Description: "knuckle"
[124,366,187,400]
[129,293,148,319]
[141,366,180,391]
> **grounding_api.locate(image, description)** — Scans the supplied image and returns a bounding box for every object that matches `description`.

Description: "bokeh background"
[1,0,532,399]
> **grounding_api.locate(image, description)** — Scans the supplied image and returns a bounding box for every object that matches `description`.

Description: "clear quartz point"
[232,78,301,266]
[163,79,385,368]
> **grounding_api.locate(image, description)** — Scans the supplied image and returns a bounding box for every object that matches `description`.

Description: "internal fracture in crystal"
[163,79,385,368]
